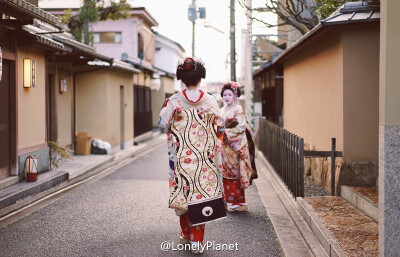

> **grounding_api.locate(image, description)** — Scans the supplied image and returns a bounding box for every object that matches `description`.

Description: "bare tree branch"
[238,0,320,35]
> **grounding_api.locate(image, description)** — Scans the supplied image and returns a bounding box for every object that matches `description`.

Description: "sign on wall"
[31,59,36,87]
[0,46,2,82]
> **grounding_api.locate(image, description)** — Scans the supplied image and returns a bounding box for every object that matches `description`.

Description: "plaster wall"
[75,71,108,143]
[342,23,380,162]
[17,47,46,149]
[56,62,73,147]
[106,71,134,146]
[283,31,344,152]
[92,18,138,60]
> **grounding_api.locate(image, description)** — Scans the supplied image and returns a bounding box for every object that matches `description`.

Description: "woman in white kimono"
[220,82,258,212]
[158,57,225,254]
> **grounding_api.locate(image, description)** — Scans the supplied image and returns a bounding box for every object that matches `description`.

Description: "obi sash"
[169,108,226,224]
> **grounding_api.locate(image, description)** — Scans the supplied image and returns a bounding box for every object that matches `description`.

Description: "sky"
[39,0,276,83]
[130,0,276,83]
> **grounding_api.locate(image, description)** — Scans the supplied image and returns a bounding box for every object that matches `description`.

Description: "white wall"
[155,34,185,91]
[92,18,139,60]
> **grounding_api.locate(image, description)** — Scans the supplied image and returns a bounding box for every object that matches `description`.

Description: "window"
[138,33,144,59]
[93,32,122,43]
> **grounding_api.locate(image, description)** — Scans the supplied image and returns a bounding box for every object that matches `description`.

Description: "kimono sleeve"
[224,112,248,152]
[158,98,175,131]
[225,112,247,137]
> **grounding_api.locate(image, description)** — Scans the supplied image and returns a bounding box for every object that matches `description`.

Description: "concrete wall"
[163,76,175,94]
[151,81,164,127]
[342,23,380,162]
[379,1,400,255]
[136,72,151,87]
[76,70,134,148]
[76,71,108,144]
[283,31,344,152]
[106,71,134,146]
[56,62,73,147]
[150,76,175,127]
[17,46,46,149]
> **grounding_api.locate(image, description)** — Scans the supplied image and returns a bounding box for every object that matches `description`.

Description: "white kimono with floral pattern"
[221,104,254,189]
[159,91,225,215]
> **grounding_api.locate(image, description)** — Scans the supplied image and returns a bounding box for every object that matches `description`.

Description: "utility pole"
[192,0,196,57]
[230,0,236,81]
[243,0,252,127]
[188,1,206,57]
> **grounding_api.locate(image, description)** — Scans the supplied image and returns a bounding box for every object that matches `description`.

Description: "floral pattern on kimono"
[158,91,225,215]
[221,105,254,190]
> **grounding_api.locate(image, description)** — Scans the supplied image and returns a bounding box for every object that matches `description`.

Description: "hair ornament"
[176,57,206,81]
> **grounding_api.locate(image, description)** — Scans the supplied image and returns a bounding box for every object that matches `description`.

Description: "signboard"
[31,59,36,87]
[0,46,2,82]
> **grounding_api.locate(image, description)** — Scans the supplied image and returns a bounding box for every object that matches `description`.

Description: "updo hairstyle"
[220,82,241,97]
[176,57,206,86]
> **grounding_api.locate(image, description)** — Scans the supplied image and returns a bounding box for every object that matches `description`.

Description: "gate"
[0,60,11,179]
[134,85,152,137]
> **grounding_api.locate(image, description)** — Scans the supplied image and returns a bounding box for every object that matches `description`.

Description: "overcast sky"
[39,0,276,83]
[130,0,276,83]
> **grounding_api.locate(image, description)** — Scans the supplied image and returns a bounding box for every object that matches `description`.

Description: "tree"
[239,0,358,35]
[239,0,319,35]
[61,0,131,44]
[315,0,357,19]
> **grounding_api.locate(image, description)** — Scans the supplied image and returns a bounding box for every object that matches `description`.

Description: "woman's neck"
[225,103,236,110]
[183,88,204,103]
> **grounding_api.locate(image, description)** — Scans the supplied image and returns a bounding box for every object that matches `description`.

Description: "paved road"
[0,144,283,257]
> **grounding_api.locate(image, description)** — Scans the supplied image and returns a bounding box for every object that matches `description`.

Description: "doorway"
[120,85,125,150]
[0,60,11,179]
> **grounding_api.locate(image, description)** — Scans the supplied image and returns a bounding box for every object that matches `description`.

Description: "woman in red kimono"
[220,82,258,212]
[159,57,225,254]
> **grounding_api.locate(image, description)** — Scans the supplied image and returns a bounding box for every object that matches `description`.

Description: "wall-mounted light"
[23,58,36,88]
[60,78,67,93]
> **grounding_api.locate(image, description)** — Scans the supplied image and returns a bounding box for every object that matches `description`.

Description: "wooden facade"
[254,65,284,126]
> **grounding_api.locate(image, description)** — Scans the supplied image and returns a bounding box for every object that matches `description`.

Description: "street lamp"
[188,1,206,57]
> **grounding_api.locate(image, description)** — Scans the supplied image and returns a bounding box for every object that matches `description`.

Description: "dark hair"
[176,57,206,86]
[220,82,241,97]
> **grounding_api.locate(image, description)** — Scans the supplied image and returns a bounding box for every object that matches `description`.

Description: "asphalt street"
[0,144,283,257]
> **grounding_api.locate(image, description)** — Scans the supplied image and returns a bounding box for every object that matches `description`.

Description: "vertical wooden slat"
[282,131,285,185]
[293,136,299,197]
[299,138,304,197]
[292,134,296,196]
[331,138,336,196]
[288,133,293,194]
[293,134,296,196]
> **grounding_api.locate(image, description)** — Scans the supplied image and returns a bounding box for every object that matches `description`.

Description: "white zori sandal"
[191,241,204,254]
[228,203,248,212]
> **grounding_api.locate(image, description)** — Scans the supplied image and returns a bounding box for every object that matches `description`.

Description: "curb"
[0,171,68,210]
[340,186,378,223]
[296,198,348,257]
[255,150,328,257]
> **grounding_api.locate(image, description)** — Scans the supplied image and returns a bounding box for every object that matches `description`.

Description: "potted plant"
[49,141,73,171]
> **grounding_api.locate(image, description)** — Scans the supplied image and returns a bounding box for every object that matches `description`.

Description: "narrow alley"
[0,143,284,256]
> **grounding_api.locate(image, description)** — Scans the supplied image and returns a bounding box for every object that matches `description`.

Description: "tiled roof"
[22,25,65,50]
[322,1,380,25]
[1,0,63,29]
[52,34,113,63]
[254,1,380,75]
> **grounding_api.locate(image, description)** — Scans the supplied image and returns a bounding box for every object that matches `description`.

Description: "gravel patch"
[304,174,327,197]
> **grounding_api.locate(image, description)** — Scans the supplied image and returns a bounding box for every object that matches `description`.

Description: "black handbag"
[187,196,226,226]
